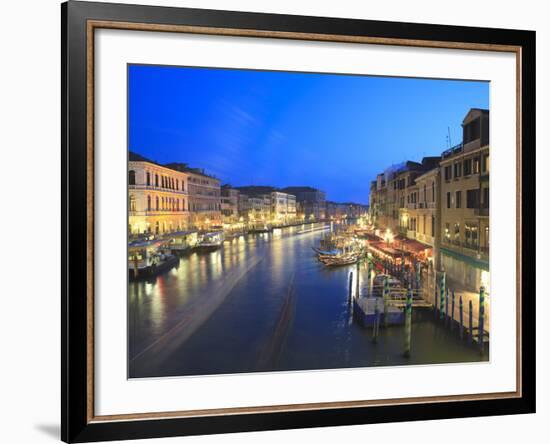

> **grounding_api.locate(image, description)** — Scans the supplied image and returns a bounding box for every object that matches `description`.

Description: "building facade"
[367,108,490,294]
[128,153,190,236]
[271,191,297,225]
[439,109,490,292]
[221,185,240,225]
[282,186,326,221]
[166,163,222,230]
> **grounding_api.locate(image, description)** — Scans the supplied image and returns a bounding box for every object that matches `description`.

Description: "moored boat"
[195,231,225,252]
[128,239,179,280]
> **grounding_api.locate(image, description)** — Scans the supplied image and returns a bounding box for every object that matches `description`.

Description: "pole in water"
[459,295,464,340]
[469,300,473,343]
[367,261,372,296]
[404,286,413,357]
[356,261,360,298]
[434,288,438,319]
[478,286,485,354]
[383,277,389,328]
[445,287,449,326]
[451,289,455,330]
[439,271,446,320]
[372,299,380,343]
[348,271,353,302]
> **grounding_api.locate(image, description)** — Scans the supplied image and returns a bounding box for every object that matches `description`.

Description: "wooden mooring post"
[439,272,446,320]
[445,288,449,326]
[404,286,413,357]
[434,288,438,319]
[478,286,485,353]
[459,295,464,340]
[372,299,380,343]
[451,290,455,331]
[469,300,473,343]
[383,277,389,328]
[348,271,353,302]
[355,261,360,298]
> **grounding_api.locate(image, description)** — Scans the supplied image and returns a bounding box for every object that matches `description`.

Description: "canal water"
[129,223,487,378]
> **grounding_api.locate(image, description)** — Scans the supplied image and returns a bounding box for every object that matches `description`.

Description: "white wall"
[0,0,546,443]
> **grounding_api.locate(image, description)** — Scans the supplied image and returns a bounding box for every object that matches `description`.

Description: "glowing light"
[383,228,394,244]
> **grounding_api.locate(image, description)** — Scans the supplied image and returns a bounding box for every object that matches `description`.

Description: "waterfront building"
[221,185,240,223]
[271,191,297,225]
[128,152,190,236]
[369,173,389,228]
[409,167,441,251]
[165,162,222,230]
[439,108,490,292]
[234,186,297,226]
[281,186,326,221]
[382,158,440,234]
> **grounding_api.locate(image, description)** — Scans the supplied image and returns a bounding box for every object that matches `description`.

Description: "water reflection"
[129,222,487,378]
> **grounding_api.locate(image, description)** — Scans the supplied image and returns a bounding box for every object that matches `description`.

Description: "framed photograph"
[62,1,535,442]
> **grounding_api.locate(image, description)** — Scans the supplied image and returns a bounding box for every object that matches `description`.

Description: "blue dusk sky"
[129,64,489,204]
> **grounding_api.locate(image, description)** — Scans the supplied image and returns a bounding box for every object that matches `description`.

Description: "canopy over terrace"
[394,235,433,263]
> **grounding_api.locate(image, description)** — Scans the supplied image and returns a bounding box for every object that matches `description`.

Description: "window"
[129,195,136,212]
[444,165,452,181]
[155,174,159,187]
[463,158,472,176]
[446,192,451,209]
[432,182,435,201]
[464,118,481,143]
[456,191,462,209]
[431,215,435,237]
[147,195,151,211]
[466,189,480,209]
[465,223,479,249]
[128,170,136,185]
[473,157,480,174]
[156,196,159,210]
[482,187,489,208]
[444,223,451,242]
[454,223,460,244]
[482,153,490,173]
[453,162,462,178]
[423,215,426,234]
[146,172,151,186]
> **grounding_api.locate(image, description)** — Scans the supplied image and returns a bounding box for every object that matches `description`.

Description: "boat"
[128,239,179,280]
[195,231,225,252]
[353,297,405,327]
[319,253,359,266]
[165,230,199,254]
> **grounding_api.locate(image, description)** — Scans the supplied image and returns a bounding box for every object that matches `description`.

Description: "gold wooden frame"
[85,20,523,424]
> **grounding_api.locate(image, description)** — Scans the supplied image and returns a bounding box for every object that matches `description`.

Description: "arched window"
[162,197,165,210]
[128,170,136,185]
[156,196,159,211]
[176,180,179,190]
[147,195,151,211]
[146,172,151,186]
[155,174,159,187]
[155,221,159,234]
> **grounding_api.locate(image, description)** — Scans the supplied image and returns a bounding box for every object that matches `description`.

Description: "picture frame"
[61,1,536,442]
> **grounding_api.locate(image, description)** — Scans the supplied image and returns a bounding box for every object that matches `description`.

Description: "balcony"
[441,143,464,159]
[129,184,187,195]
